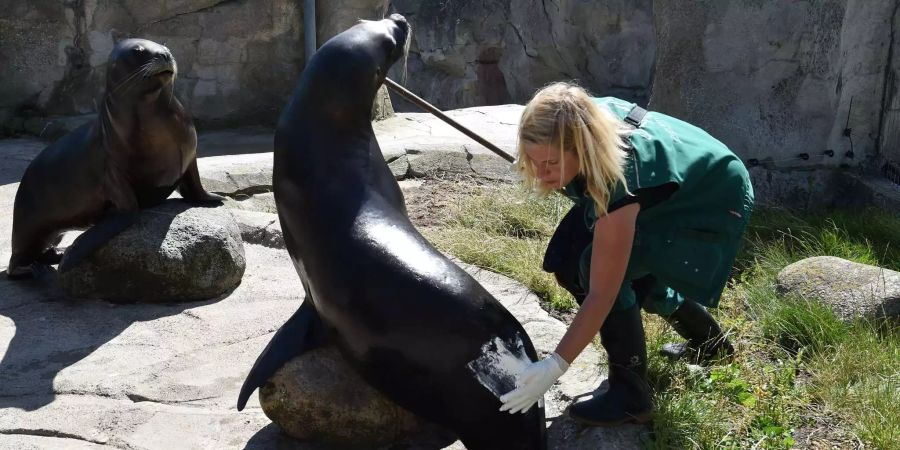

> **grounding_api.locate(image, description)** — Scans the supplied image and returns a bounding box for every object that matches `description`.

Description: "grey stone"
[406,142,473,178]
[58,201,246,303]
[776,256,900,320]
[374,105,521,181]
[196,126,274,158]
[230,209,284,248]
[197,152,273,196]
[260,346,424,446]
[225,192,278,214]
[372,84,395,121]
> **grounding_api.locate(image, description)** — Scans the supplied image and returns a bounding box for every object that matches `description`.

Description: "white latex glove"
[499,352,569,414]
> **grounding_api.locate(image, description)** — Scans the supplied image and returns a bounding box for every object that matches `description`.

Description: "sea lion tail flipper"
[237,299,324,411]
[58,211,139,273]
[179,159,225,204]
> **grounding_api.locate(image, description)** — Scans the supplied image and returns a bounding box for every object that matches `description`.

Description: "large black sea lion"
[236,14,547,449]
[6,38,222,278]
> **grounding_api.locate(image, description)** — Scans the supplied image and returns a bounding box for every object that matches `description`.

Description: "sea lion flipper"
[179,159,225,204]
[58,210,139,273]
[237,298,325,411]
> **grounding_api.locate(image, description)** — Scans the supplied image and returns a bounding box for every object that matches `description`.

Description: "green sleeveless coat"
[564,97,754,314]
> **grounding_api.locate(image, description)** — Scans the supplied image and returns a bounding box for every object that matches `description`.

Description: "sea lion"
[6,38,222,279]
[236,15,546,449]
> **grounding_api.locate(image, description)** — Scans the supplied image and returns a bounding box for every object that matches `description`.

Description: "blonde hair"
[516,82,631,217]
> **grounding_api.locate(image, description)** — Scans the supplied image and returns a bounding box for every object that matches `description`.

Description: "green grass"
[423,184,900,449]
[421,185,577,311]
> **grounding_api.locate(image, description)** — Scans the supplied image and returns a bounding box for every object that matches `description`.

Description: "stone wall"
[2,0,898,197]
[389,0,899,175]
[0,0,387,131]
[651,0,896,172]
[387,0,655,110]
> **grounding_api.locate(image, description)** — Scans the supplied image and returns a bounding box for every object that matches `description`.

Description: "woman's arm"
[499,202,640,414]
[554,202,640,363]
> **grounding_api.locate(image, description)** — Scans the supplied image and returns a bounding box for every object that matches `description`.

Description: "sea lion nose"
[389,13,408,32]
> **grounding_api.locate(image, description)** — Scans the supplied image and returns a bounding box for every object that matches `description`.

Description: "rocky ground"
[0,107,647,449]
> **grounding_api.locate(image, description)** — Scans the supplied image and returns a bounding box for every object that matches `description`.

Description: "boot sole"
[568,409,654,427]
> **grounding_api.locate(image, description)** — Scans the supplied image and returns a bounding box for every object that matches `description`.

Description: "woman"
[498,82,754,426]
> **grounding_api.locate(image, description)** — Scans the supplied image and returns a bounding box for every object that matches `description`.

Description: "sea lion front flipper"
[179,159,225,204]
[237,296,326,411]
[57,210,139,273]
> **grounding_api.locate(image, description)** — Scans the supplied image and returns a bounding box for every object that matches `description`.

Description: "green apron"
[564,97,754,315]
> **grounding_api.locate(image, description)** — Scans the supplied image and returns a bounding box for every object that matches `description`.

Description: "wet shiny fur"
[237,15,546,449]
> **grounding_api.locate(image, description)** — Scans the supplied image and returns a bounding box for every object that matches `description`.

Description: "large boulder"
[776,256,900,321]
[59,201,246,302]
[259,346,423,446]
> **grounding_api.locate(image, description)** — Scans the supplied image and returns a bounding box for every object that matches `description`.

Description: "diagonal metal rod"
[383,77,516,163]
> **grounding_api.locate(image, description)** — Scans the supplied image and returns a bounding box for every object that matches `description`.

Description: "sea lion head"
[299,14,410,123]
[105,38,177,103]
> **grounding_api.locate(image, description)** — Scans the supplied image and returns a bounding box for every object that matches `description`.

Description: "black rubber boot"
[568,305,653,426]
[660,299,734,363]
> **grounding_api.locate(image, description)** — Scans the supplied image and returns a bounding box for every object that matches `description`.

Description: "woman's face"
[523,142,581,189]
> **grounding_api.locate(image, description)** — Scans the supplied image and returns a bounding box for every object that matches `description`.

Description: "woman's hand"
[499,352,569,414]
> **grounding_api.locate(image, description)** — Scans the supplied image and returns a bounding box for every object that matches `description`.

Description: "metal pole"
[383,77,516,163]
[304,0,316,64]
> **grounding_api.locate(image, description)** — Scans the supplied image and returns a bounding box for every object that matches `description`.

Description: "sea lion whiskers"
[111,61,156,94]
[399,20,411,84]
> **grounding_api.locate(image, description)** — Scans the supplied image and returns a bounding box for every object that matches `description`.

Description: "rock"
[197,152,273,196]
[58,201,246,303]
[374,105,521,181]
[776,256,900,320]
[260,346,423,446]
[196,127,274,158]
[230,209,284,248]
[371,84,395,121]
[225,192,278,214]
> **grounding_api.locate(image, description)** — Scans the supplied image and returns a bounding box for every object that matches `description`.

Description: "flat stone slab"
[190,106,523,197]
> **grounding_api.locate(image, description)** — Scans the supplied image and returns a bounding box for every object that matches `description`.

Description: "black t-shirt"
[607,182,679,214]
